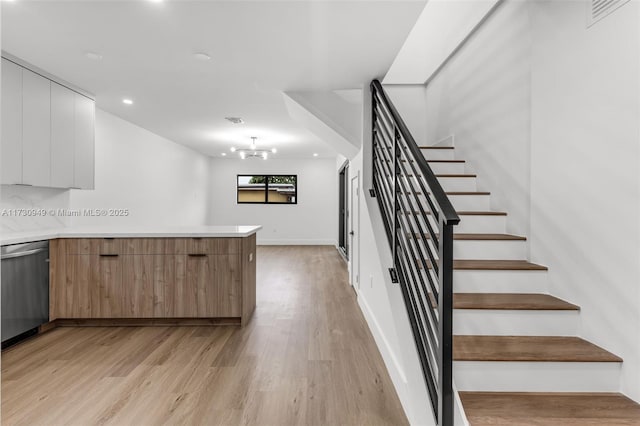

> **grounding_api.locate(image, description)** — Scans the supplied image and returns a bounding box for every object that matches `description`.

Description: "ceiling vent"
[224,117,244,124]
[587,0,630,27]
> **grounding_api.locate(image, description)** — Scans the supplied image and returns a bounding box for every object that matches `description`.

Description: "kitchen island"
[2,226,261,327]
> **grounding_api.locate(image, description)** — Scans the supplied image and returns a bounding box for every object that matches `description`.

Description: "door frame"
[349,171,360,289]
[338,160,349,261]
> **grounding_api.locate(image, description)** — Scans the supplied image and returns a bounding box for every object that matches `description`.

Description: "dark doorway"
[338,161,349,260]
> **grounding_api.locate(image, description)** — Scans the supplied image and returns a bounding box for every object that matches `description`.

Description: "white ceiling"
[1,0,425,159]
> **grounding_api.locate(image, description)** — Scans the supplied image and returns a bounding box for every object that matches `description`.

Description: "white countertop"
[0,225,262,246]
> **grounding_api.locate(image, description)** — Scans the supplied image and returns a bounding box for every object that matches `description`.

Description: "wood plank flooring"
[1,246,408,426]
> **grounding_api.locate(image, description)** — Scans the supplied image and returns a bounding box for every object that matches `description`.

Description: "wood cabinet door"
[96,255,123,318]
[153,254,186,317]
[185,254,216,317]
[122,255,154,318]
[65,255,95,318]
[214,255,242,317]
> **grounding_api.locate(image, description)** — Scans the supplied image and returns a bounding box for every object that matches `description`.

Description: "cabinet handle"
[191,237,203,240]
[188,253,207,257]
[103,238,115,240]
[99,254,119,257]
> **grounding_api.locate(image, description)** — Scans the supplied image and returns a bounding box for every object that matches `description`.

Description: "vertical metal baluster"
[392,125,399,269]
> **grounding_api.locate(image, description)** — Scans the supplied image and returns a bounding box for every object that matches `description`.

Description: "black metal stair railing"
[370,79,460,426]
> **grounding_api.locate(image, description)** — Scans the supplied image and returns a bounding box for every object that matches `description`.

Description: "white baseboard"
[257,239,337,246]
[357,292,408,390]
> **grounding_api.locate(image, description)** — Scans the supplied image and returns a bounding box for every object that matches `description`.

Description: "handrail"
[370,79,459,426]
[371,80,459,225]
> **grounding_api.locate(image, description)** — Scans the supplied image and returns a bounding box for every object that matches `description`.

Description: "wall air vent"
[588,0,630,27]
[224,117,244,124]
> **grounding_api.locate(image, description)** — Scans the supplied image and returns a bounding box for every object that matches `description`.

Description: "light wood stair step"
[459,392,640,425]
[398,191,490,196]
[410,233,526,241]
[396,174,477,178]
[401,210,507,216]
[418,259,547,271]
[454,260,547,271]
[454,335,622,362]
[454,293,579,310]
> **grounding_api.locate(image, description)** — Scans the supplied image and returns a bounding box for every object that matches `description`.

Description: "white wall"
[425,0,532,238]
[1,109,211,232]
[384,85,429,146]
[69,109,210,227]
[208,157,338,245]
[423,0,640,401]
[529,0,640,401]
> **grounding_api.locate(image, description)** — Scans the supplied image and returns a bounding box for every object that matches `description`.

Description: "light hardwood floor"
[2,246,408,426]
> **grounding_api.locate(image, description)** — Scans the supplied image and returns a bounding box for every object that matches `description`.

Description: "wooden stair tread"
[401,210,507,216]
[460,392,640,425]
[454,260,547,271]
[410,233,526,241]
[396,174,477,178]
[454,336,622,362]
[417,259,547,271]
[458,210,507,216]
[447,191,490,195]
[454,293,579,310]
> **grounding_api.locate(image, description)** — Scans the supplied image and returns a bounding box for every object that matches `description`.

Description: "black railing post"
[438,218,455,426]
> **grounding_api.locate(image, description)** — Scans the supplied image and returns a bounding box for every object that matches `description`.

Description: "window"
[237,175,297,204]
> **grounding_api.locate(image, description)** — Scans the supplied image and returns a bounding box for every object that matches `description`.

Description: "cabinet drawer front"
[187,238,241,255]
[122,238,188,255]
[65,238,122,254]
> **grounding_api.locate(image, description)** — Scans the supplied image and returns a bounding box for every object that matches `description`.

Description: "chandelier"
[230,137,277,160]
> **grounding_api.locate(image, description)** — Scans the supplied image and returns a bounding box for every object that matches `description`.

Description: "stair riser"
[454,310,580,336]
[437,177,477,192]
[449,194,491,211]
[453,240,527,260]
[399,175,477,192]
[457,216,506,234]
[428,162,466,174]
[406,194,491,211]
[416,239,527,260]
[454,361,621,392]
[454,270,548,293]
[421,149,455,161]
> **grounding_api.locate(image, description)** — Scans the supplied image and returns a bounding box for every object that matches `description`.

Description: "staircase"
[421,145,640,425]
[370,79,640,425]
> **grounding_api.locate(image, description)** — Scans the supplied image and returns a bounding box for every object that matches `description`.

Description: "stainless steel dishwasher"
[1,240,49,348]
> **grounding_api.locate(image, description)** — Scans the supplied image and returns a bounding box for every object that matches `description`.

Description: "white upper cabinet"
[51,82,75,188]
[74,93,95,190]
[22,69,51,187]
[0,56,95,189]
[1,58,23,184]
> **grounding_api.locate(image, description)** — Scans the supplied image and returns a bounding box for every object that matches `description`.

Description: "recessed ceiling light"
[84,51,103,61]
[221,153,227,156]
[225,117,244,124]
[122,98,133,105]
[313,153,319,157]
[230,147,236,152]
[193,52,211,61]
[271,148,277,154]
